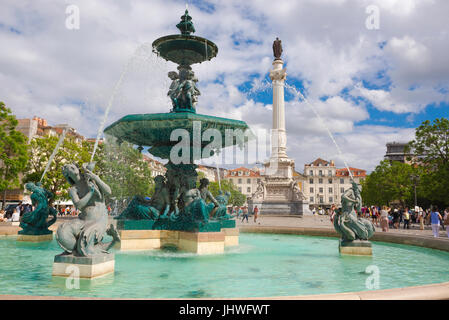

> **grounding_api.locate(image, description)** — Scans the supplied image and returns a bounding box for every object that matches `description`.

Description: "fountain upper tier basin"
[152,35,218,66]
[104,113,253,160]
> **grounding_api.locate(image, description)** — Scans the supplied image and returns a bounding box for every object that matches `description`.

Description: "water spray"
[40,127,68,182]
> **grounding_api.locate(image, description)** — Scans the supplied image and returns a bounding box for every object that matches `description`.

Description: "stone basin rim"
[1,227,449,300]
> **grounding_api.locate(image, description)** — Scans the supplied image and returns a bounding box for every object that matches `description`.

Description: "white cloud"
[1,0,448,172]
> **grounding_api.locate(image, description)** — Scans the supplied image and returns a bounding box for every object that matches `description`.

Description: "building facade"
[303,158,366,209]
[224,167,261,198]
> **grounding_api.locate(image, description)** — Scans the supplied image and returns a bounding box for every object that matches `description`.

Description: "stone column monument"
[248,38,312,215]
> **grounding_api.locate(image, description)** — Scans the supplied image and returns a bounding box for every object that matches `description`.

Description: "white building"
[303,158,366,209]
[224,167,261,197]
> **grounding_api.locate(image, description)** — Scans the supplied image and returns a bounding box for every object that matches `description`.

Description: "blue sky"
[0,0,448,172]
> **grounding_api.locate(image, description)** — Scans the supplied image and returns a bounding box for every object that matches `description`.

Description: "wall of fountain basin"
[1,222,449,299]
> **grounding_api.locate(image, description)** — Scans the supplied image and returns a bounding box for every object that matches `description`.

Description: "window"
[328,170,332,176]
[247,179,251,184]
[310,197,314,203]
[238,178,242,184]
[309,170,313,176]
[319,178,323,184]
[309,178,314,184]
[319,187,323,193]
[247,187,251,193]
[328,178,332,184]
[319,170,323,176]
[329,187,333,193]
[257,179,261,183]
[238,187,242,192]
[310,187,314,193]
[319,196,324,204]
[340,178,344,184]
[340,187,344,193]
[329,197,333,203]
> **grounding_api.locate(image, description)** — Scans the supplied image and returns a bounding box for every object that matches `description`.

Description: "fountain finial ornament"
[273,37,283,60]
[176,9,195,35]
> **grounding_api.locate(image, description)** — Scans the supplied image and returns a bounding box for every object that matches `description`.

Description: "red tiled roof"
[336,167,366,177]
[225,167,260,178]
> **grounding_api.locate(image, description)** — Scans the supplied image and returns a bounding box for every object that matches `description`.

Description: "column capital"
[269,67,287,82]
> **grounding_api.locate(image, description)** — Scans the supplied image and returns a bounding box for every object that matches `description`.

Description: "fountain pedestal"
[17,232,53,242]
[114,219,238,253]
[339,240,372,256]
[52,253,115,279]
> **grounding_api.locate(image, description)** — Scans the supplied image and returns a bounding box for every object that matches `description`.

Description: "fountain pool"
[1,233,448,298]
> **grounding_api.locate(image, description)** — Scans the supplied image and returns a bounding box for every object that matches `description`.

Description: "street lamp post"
[410,174,420,209]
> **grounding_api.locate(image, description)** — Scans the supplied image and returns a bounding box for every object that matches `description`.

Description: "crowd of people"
[228,205,260,224]
[0,201,80,222]
[326,203,449,238]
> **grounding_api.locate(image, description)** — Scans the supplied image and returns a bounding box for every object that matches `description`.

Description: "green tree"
[207,179,246,207]
[0,102,29,208]
[95,141,154,205]
[25,135,91,202]
[407,118,449,208]
[361,160,415,207]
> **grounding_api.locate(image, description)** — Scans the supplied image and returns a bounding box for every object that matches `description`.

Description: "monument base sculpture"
[52,253,115,279]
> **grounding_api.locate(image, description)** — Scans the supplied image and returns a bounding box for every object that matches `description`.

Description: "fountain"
[103,10,251,254]
[3,9,449,300]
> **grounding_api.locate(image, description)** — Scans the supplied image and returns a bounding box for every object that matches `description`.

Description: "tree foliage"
[95,141,154,204]
[24,135,92,201]
[361,160,415,207]
[0,102,29,207]
[407,118,449,208]
[207,179,246,207]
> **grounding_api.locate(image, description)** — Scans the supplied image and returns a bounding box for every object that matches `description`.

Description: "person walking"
[253,205,259,223]
[443,208,449,238]
[419,207,425,230]
[380,206,390,232]
[241,207,249,223]
[430,206,443,238]
[393,208,399,229]
[403,207,410,229]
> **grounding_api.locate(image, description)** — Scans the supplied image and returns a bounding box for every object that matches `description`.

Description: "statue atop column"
[273,37,283,60]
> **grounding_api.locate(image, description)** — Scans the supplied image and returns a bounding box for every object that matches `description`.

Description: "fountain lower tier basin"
[1,233,449,298]
[104,113,252,159]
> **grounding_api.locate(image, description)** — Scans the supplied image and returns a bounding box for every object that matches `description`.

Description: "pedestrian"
[253,205,259,223]
[393,208,399,229]
[330,204,336,223]
[403,207,410,229]
[10,205,20,222]
[0,209,7,222]
[430,206,443,238]
[241,207,249,223]
[237,206,243,218]
[419,207,425,230]
[443,208,449,238]
[380,205,390,232]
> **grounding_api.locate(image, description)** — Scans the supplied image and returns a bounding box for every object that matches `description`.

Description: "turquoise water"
[1,233,449,298]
